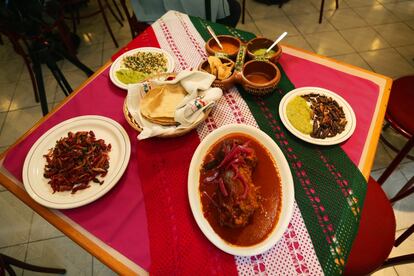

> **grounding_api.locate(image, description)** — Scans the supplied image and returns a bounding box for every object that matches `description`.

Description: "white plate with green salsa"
[279,87,356,146]
[109,47,175,90]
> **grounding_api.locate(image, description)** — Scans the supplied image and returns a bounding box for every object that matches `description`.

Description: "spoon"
[266,32,288,53]
[207,26,223,50]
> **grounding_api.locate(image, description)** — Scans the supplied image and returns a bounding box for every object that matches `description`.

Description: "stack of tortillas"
[140,84,187,126]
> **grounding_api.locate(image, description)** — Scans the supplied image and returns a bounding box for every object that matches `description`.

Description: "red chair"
[344,177,414,275]
[378,75,414,201]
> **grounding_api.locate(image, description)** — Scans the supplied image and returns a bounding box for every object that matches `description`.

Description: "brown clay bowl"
[236,60,281,96]
[205,35,241,59]
[246,37,283,63]
[199,57,236,90]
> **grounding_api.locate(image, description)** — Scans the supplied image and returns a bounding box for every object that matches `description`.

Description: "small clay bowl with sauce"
[236,60,281,96]
[246,37,282,64]
[198,57,236,90]
[206,35,241,60]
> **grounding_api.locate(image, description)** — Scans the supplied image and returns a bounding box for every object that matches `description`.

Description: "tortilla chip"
[140,84,187,126]
[207,56,234,80]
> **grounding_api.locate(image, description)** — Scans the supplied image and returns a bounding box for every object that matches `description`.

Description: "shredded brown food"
[43,131,111,194]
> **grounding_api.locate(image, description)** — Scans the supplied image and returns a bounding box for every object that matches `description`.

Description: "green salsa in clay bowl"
[247,37,282,63]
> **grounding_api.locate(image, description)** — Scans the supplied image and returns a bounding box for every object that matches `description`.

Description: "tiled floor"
[0,0,413,275]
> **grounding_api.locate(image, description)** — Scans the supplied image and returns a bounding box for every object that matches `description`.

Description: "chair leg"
[390,176,414,203]
[381,254,414,269]
[111,0,125,21]
[395,224,414,247]
[242,0,245,24]
[378,137,414,185]
[336,0,339,9]
[105,0,124,27]
[0,254,66,274]
[98,0,119,48]
[319,0,325,24]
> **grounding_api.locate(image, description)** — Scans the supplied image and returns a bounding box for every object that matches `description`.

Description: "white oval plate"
[22,115,131,209]
[279,87,356,146]
[188,124,294,256]
[109,47,175,90]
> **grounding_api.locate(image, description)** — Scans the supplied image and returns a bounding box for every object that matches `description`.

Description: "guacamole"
[286,96,313,134]
[253,48,276,58]
[116,69,148,84]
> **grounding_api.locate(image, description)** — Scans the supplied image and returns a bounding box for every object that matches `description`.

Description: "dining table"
[0,10,392,276]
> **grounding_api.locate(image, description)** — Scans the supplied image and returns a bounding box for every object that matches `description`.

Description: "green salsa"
[116,69,148,84]
[253,48,276,58]
[286,96,313,134]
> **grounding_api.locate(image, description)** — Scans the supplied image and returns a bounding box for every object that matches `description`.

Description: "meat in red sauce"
[200,133,282,246]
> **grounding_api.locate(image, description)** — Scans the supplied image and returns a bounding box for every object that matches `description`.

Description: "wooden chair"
[60,0,125,47]
[119,0,149,39]
[319,0,339,23]
[0,253,66,275]
[344,177,414,275]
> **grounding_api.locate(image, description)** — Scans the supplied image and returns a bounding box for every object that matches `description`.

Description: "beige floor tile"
[62,69,95,92]
[371,266,398,276]
[29,213,64,242]
[353,4,400,25]
[0,243,28,276]
[9,76,57,111]
[0,191,33,248]
[373,22,414,47]
[309,0,350,11]
[0,43,21,63]
[0,106,43,147]
[237,12,262,37]
[255,15,301,38]
[0,58,24,84]
[371,140,394,171]
[345,0,381,7]
[281,35,315,52]
[381,125,414,163]
[62,44,104,72]
[92,257,117,276]
[405,19,414,30]
[25,237,93,275]
[340,26,391,51]
[0,82,16,112]
[395,44,414,67]
[360,48,414,78]
[331,52,372,70]
[289,13,336,34]
[0,111,6,129]
[384,1,414,20]
[389,228,414,276]
[304,31,355,56]
[281,0,319,15]
[325,8,368,29]
[400,162,414,180]
[245,0,285,20]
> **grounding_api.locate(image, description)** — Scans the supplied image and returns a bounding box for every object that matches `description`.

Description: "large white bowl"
[188,124,294,256]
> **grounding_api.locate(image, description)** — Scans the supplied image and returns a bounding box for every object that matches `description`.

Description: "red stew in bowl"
[199,133,282,246]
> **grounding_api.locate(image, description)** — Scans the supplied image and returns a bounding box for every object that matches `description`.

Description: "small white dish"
[188,124,294,256]
[22,115,131,209]
[279,87,356,146]
[109,47,175,90]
